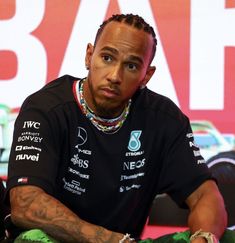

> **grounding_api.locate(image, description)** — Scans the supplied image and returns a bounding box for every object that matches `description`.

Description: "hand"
[190,237,207,243]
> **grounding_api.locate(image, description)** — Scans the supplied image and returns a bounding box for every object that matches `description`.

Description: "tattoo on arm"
[10,186,122,243]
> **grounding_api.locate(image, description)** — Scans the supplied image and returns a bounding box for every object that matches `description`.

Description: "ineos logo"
[76,127,87,146]
[123,158,146,170]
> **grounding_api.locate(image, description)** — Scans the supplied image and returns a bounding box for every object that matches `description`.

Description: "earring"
[85,65,89,70]
[140,84,146,89]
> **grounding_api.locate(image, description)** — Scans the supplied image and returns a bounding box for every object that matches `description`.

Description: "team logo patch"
[128,130,142,152]
[76,127,87,146]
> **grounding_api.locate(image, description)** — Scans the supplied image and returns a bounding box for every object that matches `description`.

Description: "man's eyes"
[127,63,138,71]
[102,55,112,62]
[101,55,139,71]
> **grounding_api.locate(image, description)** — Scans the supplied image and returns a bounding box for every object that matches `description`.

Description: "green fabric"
[13,228,235,243]
[139,232,188,243]
[14,229,59,243]
[220,229,235,243]
[172,231,190,241]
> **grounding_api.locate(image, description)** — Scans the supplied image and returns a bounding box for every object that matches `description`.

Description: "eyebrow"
[100,46,118,55]
[100,46,144,65]
[128,55,144,65]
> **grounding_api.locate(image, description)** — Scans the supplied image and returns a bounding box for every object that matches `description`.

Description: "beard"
[92,99,125,118]
[87,78,127,118]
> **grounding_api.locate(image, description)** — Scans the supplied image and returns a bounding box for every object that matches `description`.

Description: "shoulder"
[133,87,187,123]
[20,75,80,112]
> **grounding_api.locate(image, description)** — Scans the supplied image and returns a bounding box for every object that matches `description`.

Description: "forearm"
[186,181,227,242]
[10,186,123,243]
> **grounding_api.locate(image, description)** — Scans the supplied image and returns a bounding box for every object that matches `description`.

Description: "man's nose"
[107,64,122,84]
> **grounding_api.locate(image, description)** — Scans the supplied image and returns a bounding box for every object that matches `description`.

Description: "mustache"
[100,84,121,95]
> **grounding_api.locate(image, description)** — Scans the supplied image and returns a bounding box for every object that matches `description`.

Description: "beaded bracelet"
[119,233,135,243]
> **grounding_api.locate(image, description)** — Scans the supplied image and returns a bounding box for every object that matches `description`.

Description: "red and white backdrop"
[1,0,235,134]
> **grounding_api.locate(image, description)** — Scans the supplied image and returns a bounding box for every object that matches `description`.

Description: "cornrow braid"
[94,13,157,62]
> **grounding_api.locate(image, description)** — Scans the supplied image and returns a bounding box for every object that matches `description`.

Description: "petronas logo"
[128,130,142,152]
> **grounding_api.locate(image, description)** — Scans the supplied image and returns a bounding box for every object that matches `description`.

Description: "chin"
[96,104,122,118]
[96,107,117,118]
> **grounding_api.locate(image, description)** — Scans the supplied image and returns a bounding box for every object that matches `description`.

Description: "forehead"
[95,21,153,60]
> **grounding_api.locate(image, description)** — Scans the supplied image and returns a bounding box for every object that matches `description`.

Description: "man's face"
[84,21,155,118]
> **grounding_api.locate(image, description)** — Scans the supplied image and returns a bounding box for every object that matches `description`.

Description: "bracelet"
[119,233,135,243]
[190,229,219,243]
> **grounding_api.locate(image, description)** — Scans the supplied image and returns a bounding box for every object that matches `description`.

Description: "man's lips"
[100,87,120,97]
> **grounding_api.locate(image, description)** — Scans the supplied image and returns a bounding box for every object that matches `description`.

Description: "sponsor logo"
[187,133,204,160]
[197,159,206,164]
[193,150,201,157]
[21,132,40,136]
[119,184,141,192]
[76,146,91,155]
[17,177,28,183]
[123,158,145,170]
[189,141,199,148]
[186,133,194,138]
[68,167,89,179]
[17,135,43,143]
[71,154,89,168]
[128,130,142,152]
[77,127,87,146]
[15,145,42,152]
[15,146,22,151]
[63,178,86,195]
[120,172,145,181]
[16,153,40,162]
[187,133,199,149]
[23,121,40,129]
[125,150,144,157]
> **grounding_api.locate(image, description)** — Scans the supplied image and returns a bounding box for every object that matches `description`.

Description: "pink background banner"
[0,0,235,133]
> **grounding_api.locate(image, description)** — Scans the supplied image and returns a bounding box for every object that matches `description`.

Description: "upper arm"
[7,107,60,195]
[185,179,223,210]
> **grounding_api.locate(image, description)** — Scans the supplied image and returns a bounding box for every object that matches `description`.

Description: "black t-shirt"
[6,75,211,237]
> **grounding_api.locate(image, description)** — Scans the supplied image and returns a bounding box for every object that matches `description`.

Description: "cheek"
[123,72,144,87]
[89,63,104,80]
[90,62,110,79]
[91,56,107,70]
[122,81,141,97]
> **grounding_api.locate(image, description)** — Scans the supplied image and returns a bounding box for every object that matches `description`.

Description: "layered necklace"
[77,78,131,134]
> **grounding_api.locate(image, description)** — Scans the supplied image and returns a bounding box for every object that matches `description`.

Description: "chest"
[58,115,162,198]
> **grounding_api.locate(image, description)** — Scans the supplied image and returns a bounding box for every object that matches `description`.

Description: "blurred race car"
[190,120,235,166]
[0,104,18,181]
[191,120,235,227]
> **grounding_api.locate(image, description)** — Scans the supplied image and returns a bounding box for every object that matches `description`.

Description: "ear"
[85,43,94,69]
[141,66,156,87]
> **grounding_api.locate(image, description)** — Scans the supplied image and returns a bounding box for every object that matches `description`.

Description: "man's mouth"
[100,86,120,98]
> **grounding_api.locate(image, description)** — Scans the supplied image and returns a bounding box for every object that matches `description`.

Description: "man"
[6,14,227,242]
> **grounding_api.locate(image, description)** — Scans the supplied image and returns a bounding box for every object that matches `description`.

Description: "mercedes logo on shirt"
[76,127,87,146]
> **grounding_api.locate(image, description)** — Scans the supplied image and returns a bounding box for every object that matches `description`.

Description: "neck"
[83,78,127,118]
[77,78,131,133]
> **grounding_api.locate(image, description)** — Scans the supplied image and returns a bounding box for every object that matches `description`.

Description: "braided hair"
[94,14,157,62]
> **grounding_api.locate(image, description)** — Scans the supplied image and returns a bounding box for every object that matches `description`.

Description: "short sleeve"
[7,104,61,195]
[157,118,213,207]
